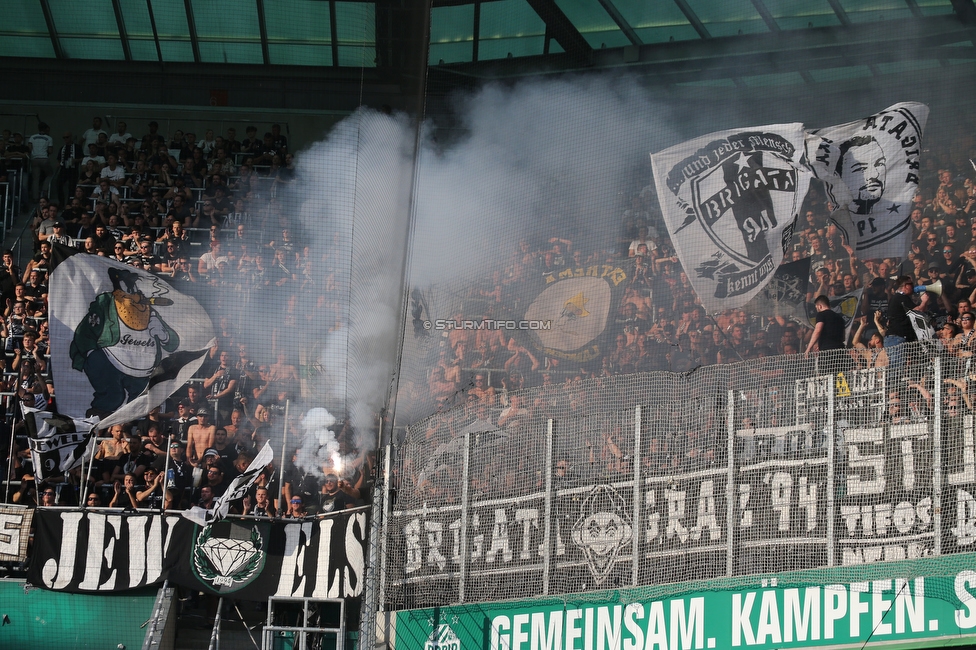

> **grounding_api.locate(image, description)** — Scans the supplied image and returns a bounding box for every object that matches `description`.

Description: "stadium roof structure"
[1,0,975,105]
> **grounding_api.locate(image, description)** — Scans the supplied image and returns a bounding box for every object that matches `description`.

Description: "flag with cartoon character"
[50,256,215,429]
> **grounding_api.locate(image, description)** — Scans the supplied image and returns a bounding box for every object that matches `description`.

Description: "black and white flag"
[183,441,274,527]
[805,102,928,259]
[744,257,810,324]
[23,406,99,482]
[49,255,215,429]
[651,124,812,313]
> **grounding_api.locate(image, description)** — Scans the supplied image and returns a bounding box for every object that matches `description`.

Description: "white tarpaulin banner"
[49,256,215,429]
[805,102,928,260]
[651,124,812,314]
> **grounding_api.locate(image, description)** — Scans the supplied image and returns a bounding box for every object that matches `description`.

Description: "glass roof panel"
[674,78,738,88]
[4,0,51,32]
[917,0,955,16]
[119,0,153,34]
[809,65,874,81]
[737,70,808,86]
[835,0,913,23]
[761,0,842,30]
[874,59,943,75]
[683,0,768,37]
[480,0,546,61]
[265,0,332,42]
[430,40,474,65]
[151,0,192,39]
[119,0,158,60]
[430,4,474,64]
[59,36,126,60]
[613,0,693,44]
[191,0,260,39]
[553,0,629,49]
[128,39,159,60]
[48,0,122,59]
[0,36,55,58]
[158,39,195,62]
[337,44,376,67]
[480,35,546,60]
[198,41,264,64]
[269,43,332,66]
[807,65,875,82]
[335,2,376,66]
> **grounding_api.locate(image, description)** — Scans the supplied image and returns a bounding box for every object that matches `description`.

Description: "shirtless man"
[186,407,216,467]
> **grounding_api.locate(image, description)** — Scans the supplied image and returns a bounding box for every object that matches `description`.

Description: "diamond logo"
[191,522,267,592]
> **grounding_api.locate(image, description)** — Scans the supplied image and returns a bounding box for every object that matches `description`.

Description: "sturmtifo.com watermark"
[424,319,552,331]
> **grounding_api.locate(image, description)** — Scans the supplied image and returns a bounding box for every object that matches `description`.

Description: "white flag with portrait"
[651,124,812,313]
[805,102,928,260]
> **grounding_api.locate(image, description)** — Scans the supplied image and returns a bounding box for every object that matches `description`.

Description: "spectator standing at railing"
[56,131,82,203]
[0,249,20,299]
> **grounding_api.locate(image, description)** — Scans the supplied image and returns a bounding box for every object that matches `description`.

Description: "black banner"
[28,509,368,601]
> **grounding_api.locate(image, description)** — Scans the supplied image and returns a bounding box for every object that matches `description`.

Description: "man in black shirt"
[886,275,932,370]
[807,295,846,352]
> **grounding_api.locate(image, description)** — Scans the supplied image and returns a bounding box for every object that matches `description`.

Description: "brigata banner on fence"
[0,505,33,562]
[651,123,811,313]
[28,508,367,599]
[393,554,976,650]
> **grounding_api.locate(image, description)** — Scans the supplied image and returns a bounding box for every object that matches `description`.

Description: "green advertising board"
[393,554,976,650]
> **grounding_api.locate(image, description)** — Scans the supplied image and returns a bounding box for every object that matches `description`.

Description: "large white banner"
[805,102,928,259]
[651,124,812,313]
[50,256,215,429]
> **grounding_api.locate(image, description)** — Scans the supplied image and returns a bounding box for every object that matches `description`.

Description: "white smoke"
[293,407,355,478]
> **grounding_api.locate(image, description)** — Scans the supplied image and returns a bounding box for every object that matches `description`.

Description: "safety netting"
[383,342,976,609]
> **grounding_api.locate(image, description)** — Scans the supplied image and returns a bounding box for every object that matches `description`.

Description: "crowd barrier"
[382,342,976,609]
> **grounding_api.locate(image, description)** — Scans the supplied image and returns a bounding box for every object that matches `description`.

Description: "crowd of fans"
[3,110,976,513]
[392,114,976,501]
[0,117,367,517]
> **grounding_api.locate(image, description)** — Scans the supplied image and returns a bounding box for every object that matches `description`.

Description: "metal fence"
[381,342,974,609]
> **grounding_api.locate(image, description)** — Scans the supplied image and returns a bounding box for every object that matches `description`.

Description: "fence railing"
[382,343,975,609]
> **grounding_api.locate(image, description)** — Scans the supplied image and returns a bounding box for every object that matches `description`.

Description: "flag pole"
[3,424,15,504]
[275,399,289,514]
[161,433,172,513]
[83,428,98,501]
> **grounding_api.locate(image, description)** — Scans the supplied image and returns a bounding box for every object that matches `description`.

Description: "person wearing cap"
[203,459,230,498]
[186,406,216,467]
[318,472,353,513]
[47,221,70,246]
[161,440,191,495]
